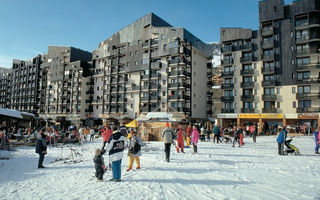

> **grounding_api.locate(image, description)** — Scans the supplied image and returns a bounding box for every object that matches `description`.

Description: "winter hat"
[165,122,170,128]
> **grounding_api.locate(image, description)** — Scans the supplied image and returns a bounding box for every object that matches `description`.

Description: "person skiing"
[186,124,192,147]
[175,123,185,153]
[161,122,174,162]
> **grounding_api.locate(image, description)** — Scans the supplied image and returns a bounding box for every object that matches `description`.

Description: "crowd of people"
[2,120,320,183]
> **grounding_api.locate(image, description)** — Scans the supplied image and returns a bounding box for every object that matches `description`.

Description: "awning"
[125,119,139,128]
[239,114,260,119]
[0,107,23,119]
[261,114,284,119]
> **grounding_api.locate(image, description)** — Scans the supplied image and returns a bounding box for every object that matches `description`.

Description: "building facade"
[38,46,92,128]
[219,0,320,132]
[91,13,212,122]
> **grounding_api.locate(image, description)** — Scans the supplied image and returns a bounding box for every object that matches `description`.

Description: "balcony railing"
[221,83,234,89]
[221,71,234,77]
[241,108,255,113]
[241,82,254,88]
[261,26,273,36]
[151,62,162,69]
[262,80,278,87]
[261,40,274,49]
[262,67,276,74]
[262,54,274,61]
[240,69,254,75]
[221,96,234,102]
[262,108,277,113]
[241,95,254,101]
[296,93,320,99]
[221,108,234,113]
[297,107,320,113]
[296,78,320,84]
[262,94,276,101]
[222,59,233,65]
[222,46,232,53]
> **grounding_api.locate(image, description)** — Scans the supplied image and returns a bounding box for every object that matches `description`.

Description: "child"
[93,149,106,182]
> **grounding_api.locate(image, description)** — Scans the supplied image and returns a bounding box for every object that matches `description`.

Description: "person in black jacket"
[35,129,47,168]
[93,149,107,181]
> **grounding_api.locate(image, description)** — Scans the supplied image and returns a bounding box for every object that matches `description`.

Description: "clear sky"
[0,0,294,68]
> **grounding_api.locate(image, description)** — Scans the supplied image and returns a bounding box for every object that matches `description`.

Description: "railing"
[241,95,254,101]
[221,96,234,101]
[240,69,254,75]
[262,94,276,101]
[241,82,254,88]
[221,108,234,113]
[241,108,255,113]
[262,108,277,113]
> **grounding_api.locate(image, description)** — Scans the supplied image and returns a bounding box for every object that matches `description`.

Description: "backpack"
[130,142,141,154]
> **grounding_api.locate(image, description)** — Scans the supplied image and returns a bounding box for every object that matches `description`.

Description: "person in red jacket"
[102,126,112,149]
[186,124,192,147]
[175,124,185,153]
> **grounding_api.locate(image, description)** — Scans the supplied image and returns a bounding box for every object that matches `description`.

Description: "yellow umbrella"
[125,119,139,128]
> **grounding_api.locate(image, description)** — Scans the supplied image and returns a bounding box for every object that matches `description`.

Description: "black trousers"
[95,168,104,180]
[193,144,197,153]
[164,143,171,162]
[38,153,45,167]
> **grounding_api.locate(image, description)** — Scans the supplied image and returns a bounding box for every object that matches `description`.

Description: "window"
[234,90,237,96]
[169,41,178,48]
[292,87,296,94]
[130,52,133,56]
[225,90,233,96]
[277,102,280,108]
[297,71,310,80]
[163,44,167,50]
[298,86,310,94]
[162,91,166,96]
[264,88,275,95]
[244,102,253,109]
[298,100,311,108]
[142,59,149,65]
[293,102,296,108]
[135,61,138,66]
[277,88,280,94]
[135,50,138,55]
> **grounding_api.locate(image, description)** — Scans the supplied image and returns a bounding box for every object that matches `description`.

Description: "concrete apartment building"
[0,67,11,108]
[90,13,212,122]
[39,46,92,128]
[0,57,41,115]
[218,0,320,132]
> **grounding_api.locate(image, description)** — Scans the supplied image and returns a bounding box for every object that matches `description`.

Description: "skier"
[276,127,285,155]
[35,129,47,168]
[127,131,142,171]
[313,126,320,154]
[191,126,199,153]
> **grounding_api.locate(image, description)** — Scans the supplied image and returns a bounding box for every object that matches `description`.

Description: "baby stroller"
[284,139,300,155]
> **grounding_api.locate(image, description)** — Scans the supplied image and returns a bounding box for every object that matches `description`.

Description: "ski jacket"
[105,132,127,162]
[313,130,319,142]
[186,127,192,137]
[102,129,112,142]
[161,128,174,144]
[191,128,199,145]
[175,127,185,143]
[276,131,285,144]
[35,134,47,154]
[93,149,106,171]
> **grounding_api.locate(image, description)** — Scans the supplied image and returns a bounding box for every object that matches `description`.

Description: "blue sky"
[0,0,294,67]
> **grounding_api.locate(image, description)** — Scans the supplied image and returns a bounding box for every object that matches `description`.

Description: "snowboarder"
[93,149,107,182]
[161,122,174,162]
[35,129,47,168]
[127,131,142,171]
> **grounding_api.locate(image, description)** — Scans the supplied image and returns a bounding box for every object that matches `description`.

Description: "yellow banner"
[239,114,260,119]
[261,114,284,119]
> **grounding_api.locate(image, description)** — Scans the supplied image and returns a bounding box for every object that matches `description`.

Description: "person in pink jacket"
[191,125,199,153]
[102,126,112,150]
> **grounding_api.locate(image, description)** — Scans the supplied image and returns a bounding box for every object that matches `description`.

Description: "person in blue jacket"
[276,127,285,155]
[313,126,320,154]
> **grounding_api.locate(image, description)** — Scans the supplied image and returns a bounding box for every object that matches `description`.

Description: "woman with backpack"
[126,131,142,171]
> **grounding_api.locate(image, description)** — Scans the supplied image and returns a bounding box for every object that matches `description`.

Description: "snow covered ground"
[0,135,319,200]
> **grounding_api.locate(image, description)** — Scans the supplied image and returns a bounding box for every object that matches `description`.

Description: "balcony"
[241,95,254,101]
[261,27,273,36]
[297,107,320,113]
[140,96,149,102]
[241,56,254,63]
[150,73,160,79]
[183,95,191,100]
[151,51,160,58]
[140,107,149,113]
[168,95,183,100]
[85,99,93,103]
[242,43,253,51]
[241,82,254,88]
[262,67,276,74]
[151,62,162,69]
[118,77,128,83]
[241,108,255,113]
[221,59,233,66]
[262,80,279,87]
[221,96,234,102]
[296,62,320,71]
[261,40,274,49]
[221,71,234,77]
[262,54,274,61]
[86,90,94,95]
[221,83,234,89]
[150,84,160,90]
[296,93,320,99]
[221,108,234,113]
[296,78,320,85]
[222,46,232,53]
[240,69,254,75]
[296,49,312,56]
[262,108,277,113]
[150,96,160,101]
[262,94,276,101]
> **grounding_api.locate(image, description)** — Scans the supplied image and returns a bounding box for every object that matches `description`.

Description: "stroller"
[284,139,300,155]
